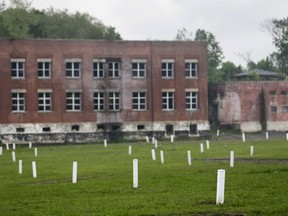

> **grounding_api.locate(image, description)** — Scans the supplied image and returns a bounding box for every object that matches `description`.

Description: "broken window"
[71,125,80,131]
[190,124,198,135]
[166,124,174,135]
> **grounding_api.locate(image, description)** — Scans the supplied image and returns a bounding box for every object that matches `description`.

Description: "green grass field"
[0,137,287,215]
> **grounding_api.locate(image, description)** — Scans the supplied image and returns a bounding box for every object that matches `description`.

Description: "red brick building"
[0,39,209,142]
[209,81,288,132]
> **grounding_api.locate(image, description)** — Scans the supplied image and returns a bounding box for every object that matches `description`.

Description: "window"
[66,92,81,111]
[38,91,52,112]
[109,92,120,111]
[93,92,105,111]
[282,106,288,112]
[161,60,174,78]
[93,59,105,78]
[132,60,147,78]
[12,91,25,112]
[65,60,81,78]
[270,106,277,113]
[42,127,51,132]
[38,59,51,78]
[185,59,198,78]
[269,91,276,96]
[16,128,25,133]
[11,59,25,78]
[190,124,198,135]
[281,91,288,96]
[162,91,174,110]
[137,125,145,130]
[108,62,120,78]
[132,92,146,110]
[166,124,174,135]
[71,125,80,131]
[186,91,198,110]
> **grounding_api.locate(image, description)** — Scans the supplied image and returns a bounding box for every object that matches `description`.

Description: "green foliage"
[0,138,288,215]
[216,61,243,83]
[0,0,121,40]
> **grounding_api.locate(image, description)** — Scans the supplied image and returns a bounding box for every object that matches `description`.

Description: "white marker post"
[128,145,132,155]
[12,151,16,162]
[29,142,32,148]
[151,149,156,161]
[160,150,164,164]
[171,135,174,143]
[13,143,16,150]
[250,146,254,157]
[19,160,22,174]
[32,161,37,178]
[6,143,9,150]
[216,169,226,204]
[155,139,158,149]
[217,130,220,137]
[187,150,192,166]
[286,133,288,141]
[152,137,155,144]
[0,146,2,155]
[200,143,204,153]
[133,159,138,188]
[146,136,149,143]
[104,139,107,148]
[72,161,78,184]
[266,132,269,140]
[242,132,246,142]
[206,140,210,150]
[230,151,234,168]
[34,148,38,157]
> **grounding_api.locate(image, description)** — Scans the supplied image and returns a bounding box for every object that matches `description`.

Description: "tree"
[175,28,224,83]
[218,61,242,82]
[0,0,122,40]
[261,17,288,73]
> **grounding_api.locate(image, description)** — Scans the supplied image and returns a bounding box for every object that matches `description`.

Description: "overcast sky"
[30,0,288,66]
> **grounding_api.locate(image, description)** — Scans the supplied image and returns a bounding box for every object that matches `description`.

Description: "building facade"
[0,39,209,143]
[209,81,288,132]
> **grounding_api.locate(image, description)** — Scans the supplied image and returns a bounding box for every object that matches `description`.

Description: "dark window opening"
[269,91,276,96]
[71,125,80,131]
[190,124,198,135]
[137,125,145,130]
[112,124,121,131]
[42,127,51,132]
[16,127,25,133]
[97,124,105,131]
[166,124,174,135]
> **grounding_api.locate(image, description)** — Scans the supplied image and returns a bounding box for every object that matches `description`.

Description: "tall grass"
[0,138,287,215]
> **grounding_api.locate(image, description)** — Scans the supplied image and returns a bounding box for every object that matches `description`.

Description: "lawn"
[0,137,287,215]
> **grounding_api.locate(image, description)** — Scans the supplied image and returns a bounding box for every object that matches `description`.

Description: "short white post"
[171,135,174,143]
[230,151,234,167]
[133,159,138,188]
[12,151,16,162]
[250,146,254,157]
[151,149,156,161]
[34,148,38,157]
[160,150,164,164]
[104,139,107,148]
[29,142,32,148]
[0,146,2,155]
[187,150,192,166]
[206,140,210,150]
[6,143,9,150]
[217,130,220,137]
[128,145,132,155]
[242,132,246,142]
[72,161,77,183]
[155,139,158,148]
[152,137,155,144]
[286,133,288,141]
[266,132,269,140]
[32,161,37,178]
[13,143,16,150]
[200,143,204,153]
[146,136,149,143]
[19,160,22,174]
[216,169,226,204]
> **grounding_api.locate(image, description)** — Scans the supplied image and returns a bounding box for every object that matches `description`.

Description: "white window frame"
[185,89,198,110]
[38,90,52,112]
[162,90,175,110]
[11,90,26,112]
[93,91,105,111]
[93,59,105,78]
[108,62,120,78]
[65,59,81,78]
[281,105,288,112]
[161,59,174,79]
[132,59,147,78]
[11,58,25,79]
[132,91,147,111]
[109,92,120,111]
[37,59,52,79]
[185,59,198,78]
[66,91,82,111]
